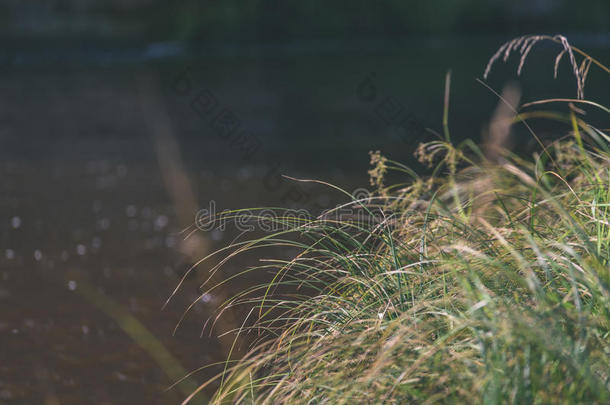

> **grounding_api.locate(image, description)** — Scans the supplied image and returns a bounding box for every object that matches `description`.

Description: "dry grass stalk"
[484,34,591,99]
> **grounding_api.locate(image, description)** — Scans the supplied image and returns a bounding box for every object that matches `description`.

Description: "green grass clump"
[183,36,609,404]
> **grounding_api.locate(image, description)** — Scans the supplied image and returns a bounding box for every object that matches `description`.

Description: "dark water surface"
[1,37,608,404]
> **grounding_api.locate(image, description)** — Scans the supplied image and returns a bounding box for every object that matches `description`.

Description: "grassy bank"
[185,36,609,404]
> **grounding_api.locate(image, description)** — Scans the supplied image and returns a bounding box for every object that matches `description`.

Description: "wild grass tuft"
[181,36,610,404]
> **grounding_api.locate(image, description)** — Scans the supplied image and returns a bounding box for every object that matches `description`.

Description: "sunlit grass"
[182,36,610,404]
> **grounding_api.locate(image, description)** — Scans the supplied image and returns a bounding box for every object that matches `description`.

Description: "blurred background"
[1,1,608,404]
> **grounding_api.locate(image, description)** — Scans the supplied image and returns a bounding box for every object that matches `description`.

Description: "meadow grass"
[183,36,610,404]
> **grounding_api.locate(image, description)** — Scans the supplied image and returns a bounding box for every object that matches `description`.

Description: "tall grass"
[181,36,610,404]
